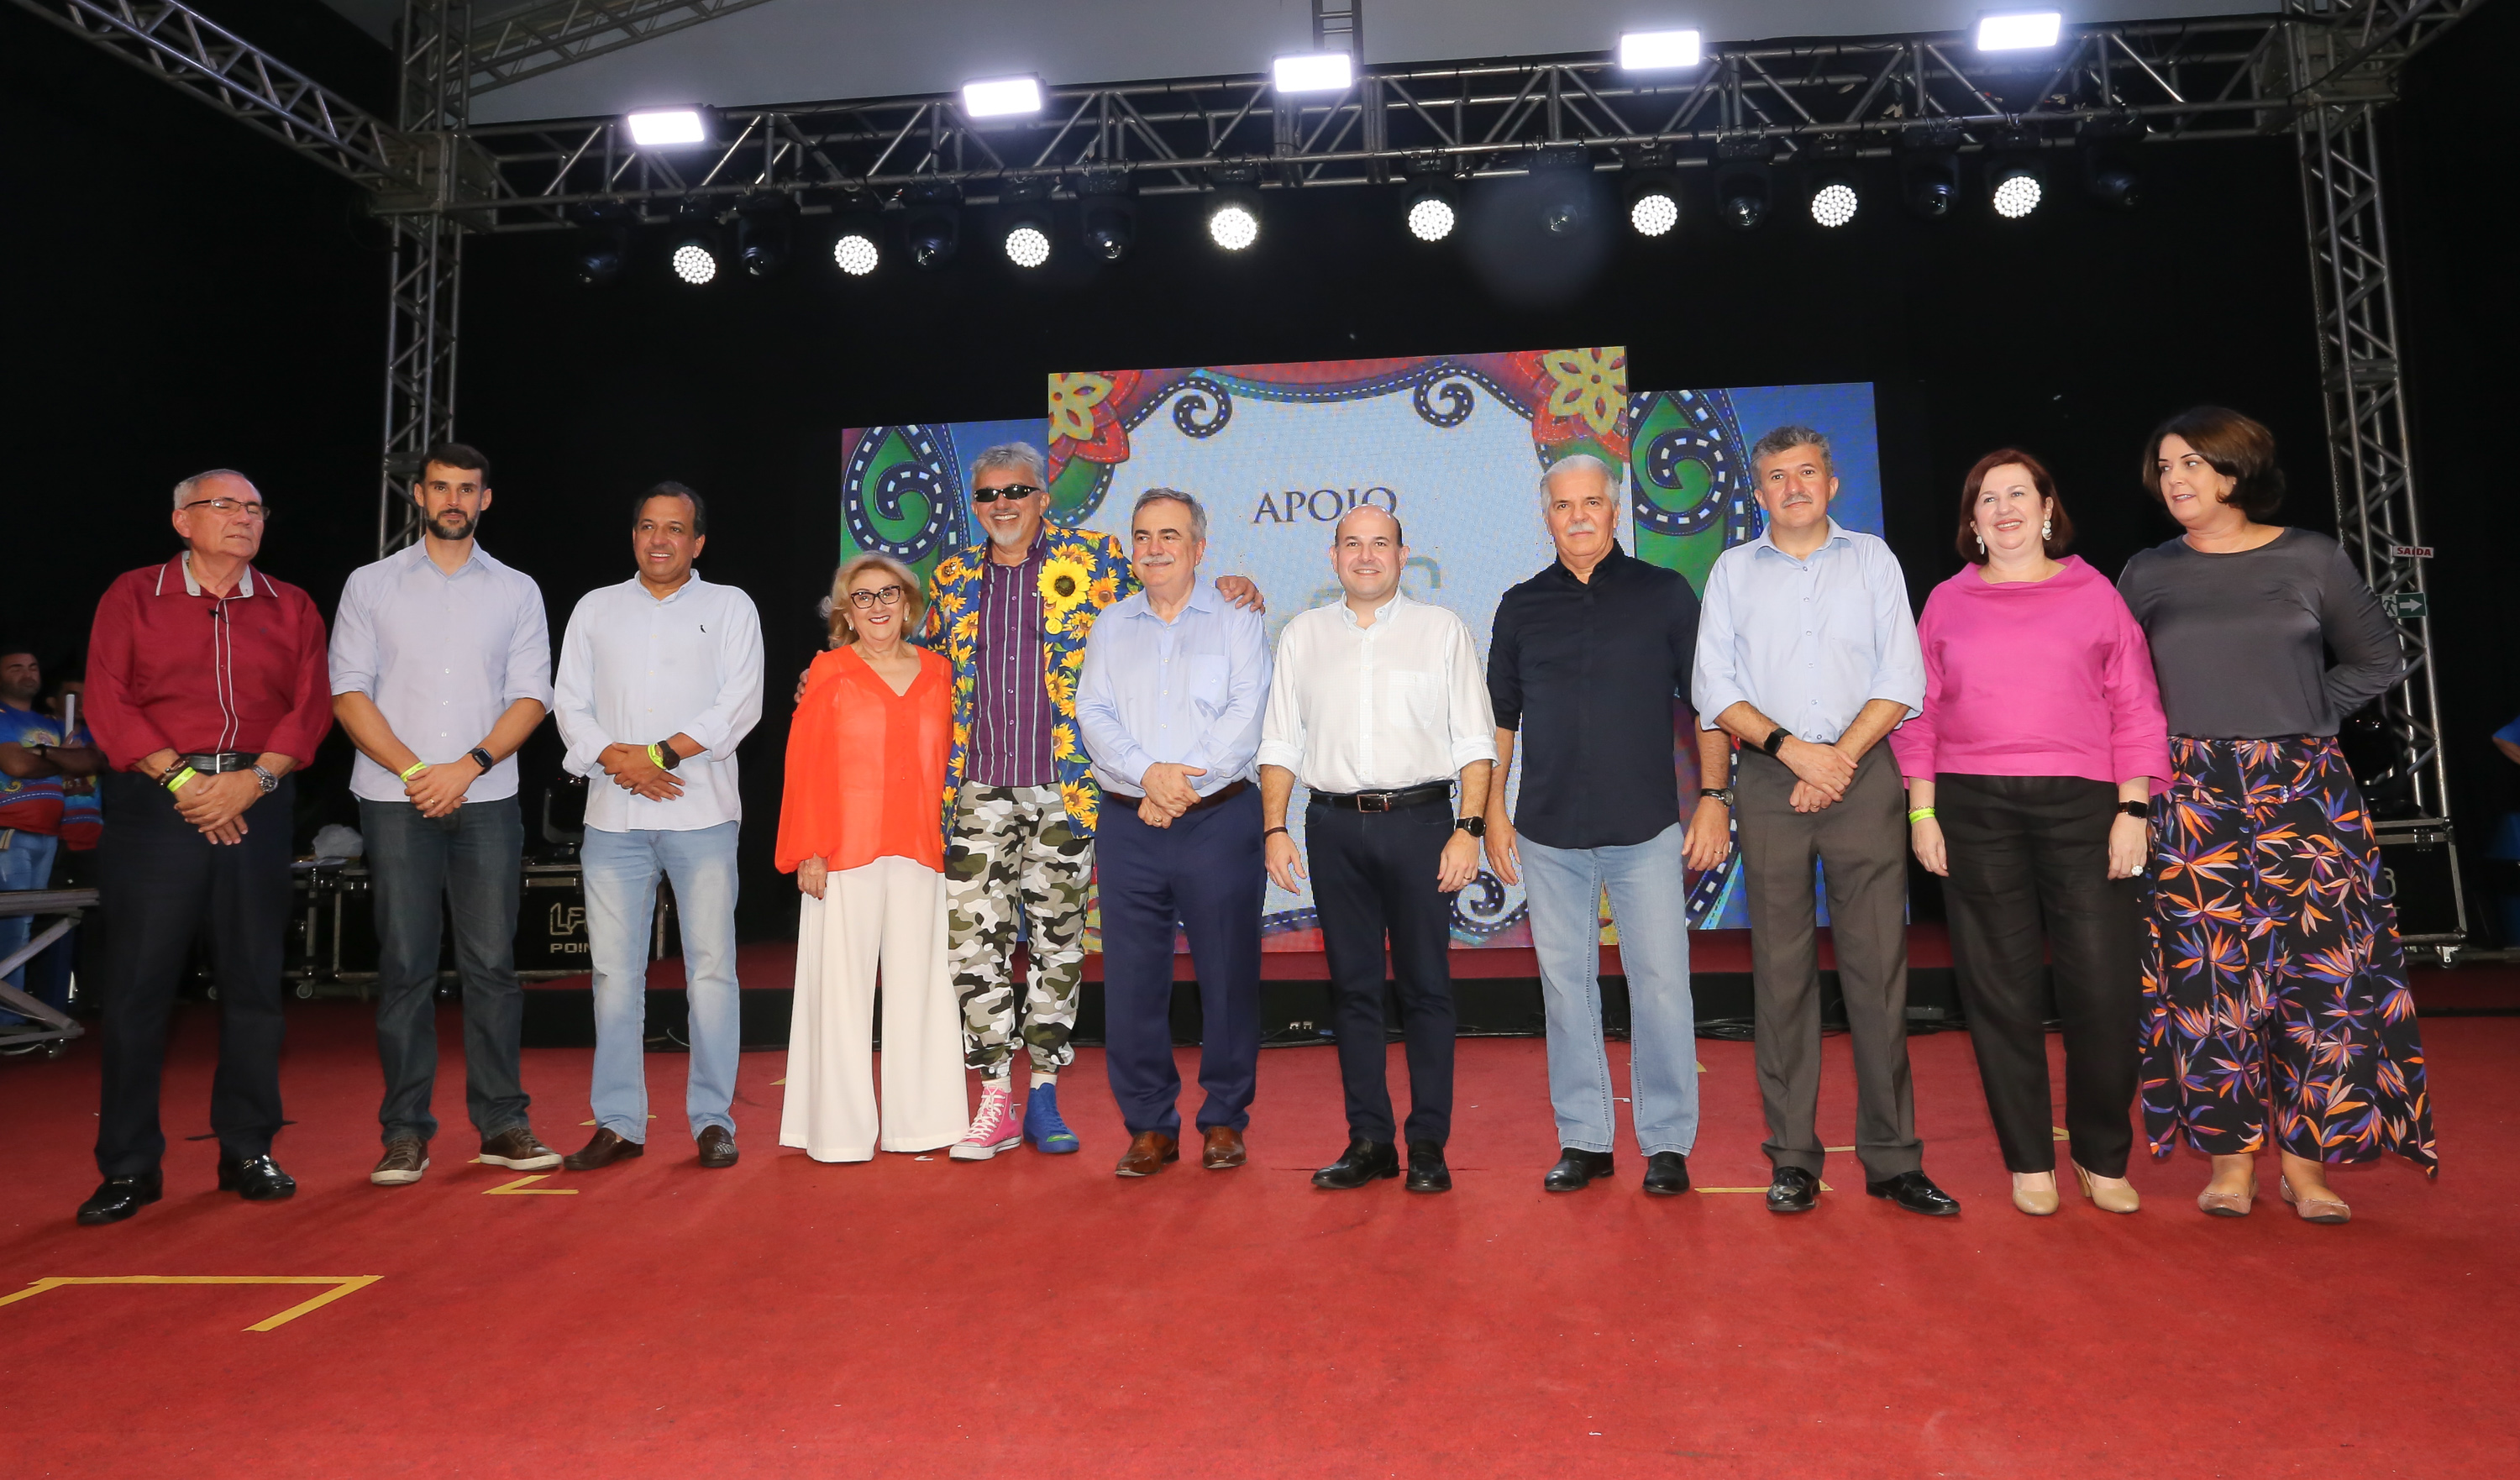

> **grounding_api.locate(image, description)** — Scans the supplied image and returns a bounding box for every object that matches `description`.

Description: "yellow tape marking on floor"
[484,1175,577,1195]
[0,1275,381,1332]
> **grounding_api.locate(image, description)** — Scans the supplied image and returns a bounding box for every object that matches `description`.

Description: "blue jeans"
[0,830,61,1019]
[1520,823,1699,1157]
[583,822,742,1141]
[360,798,528,1144]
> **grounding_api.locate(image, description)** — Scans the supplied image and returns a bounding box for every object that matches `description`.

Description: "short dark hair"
[634,480,707,535]
[0,645,34,664]
[1956,449,2074,563]
[420,442,491,485]
[2141,406,2285,521]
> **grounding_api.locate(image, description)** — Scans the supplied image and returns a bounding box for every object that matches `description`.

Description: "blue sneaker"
[1022,1082,1081,1154]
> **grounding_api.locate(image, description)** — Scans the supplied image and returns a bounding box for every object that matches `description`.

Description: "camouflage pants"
[947,783,1093,1077]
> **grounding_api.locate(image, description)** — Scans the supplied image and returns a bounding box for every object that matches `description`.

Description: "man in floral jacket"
[927,443,1263,1160]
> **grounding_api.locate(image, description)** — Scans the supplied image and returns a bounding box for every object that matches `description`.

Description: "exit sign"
[2391,544,2434,559]
[2383,592,2428,618]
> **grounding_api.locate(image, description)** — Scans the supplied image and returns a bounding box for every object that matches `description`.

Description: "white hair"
[1131,487,1209,543]
[969,442,1047,488]
[1540,453,1617,502]
[173,469,254,510]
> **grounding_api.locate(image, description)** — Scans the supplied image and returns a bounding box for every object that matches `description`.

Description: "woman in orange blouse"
[776,554,962,1161]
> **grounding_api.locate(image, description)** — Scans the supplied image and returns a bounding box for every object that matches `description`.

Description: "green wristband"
[1907,807,1937,824]
[398,760,428,782]
[647,743,666,769]
[164,765,199,793]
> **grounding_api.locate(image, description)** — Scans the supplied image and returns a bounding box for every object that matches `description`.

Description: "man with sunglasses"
[75,470,333,1225]
[925,444,1263,1162]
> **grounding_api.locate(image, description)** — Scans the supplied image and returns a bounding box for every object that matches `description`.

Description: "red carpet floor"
[1,1002,2511,1477]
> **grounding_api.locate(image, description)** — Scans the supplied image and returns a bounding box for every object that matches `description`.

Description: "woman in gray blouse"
[2118,407,2437,1223]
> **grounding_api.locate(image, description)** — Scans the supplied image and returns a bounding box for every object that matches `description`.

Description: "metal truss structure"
[7,0,2491,941]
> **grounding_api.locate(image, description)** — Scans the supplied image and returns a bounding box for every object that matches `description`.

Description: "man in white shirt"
[551,483,764,1172]
[1257,505,1495,1194]
[331,443,559,1187]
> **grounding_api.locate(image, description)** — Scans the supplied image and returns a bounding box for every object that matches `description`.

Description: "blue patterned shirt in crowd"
[1690,517,1924,743]
[969,538,1057,788]
[329,540,554,804]
[1075,580,1272,800]
[0,703,70,836]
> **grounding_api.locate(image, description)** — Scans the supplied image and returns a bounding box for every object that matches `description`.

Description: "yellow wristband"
[398,760,428,781]
[164,766,199,793]
[1907,807,1936,823]
[647,743,666,769]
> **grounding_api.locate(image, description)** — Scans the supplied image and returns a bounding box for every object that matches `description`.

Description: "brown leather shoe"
[1201,1126,1247,1170]
[1114,1131,1179,1178]
[561,1127,644,1171]
[479,1126,560,1171]
[696,1126,738,1168]
[370,1136,428,1186]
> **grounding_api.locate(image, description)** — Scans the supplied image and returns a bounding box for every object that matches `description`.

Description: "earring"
[1975,533,1985,553]
[2040,517,2052,541]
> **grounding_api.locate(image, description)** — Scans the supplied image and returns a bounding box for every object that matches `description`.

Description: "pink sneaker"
[950,1084,1021,1162]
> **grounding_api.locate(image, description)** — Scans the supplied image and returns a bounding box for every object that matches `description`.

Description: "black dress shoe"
[76,1172,163,1226]
[1311,1140,1399,1189]
[216,1154,297,1202]
[1642,1151,1692,1196]
[1866,1169,1961,1216]
[696,1126,738,1168]
[1404,1140,1452,1194]
[1767,1165,1820,1214]
[1543,1147,1614,1192]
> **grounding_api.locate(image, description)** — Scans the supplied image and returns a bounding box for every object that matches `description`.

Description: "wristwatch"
[658,743,685,771]
[1761,727,1790,758]
[250,764,280,795]
[467,746,496,772]
[1454,816,1486,838]
[1700,787,1734,805]
[2117,800,2150,820]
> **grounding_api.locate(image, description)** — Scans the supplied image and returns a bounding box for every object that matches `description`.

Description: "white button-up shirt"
[553,573,764,833]
[328,541,553,804]
[1691,518,1925,743]
[1075,580,1271,799]
[1256,590,1497,793]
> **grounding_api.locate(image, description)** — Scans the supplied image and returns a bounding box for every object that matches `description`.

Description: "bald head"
[1331,502,1406,611]
[1331,503,1404,548]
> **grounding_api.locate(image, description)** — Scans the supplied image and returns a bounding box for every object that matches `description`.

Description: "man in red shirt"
[75,470,332,1225]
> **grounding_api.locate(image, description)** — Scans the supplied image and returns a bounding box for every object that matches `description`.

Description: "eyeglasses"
[847,585,906,610]
[969,484,1041,505]
[182,497,272,521]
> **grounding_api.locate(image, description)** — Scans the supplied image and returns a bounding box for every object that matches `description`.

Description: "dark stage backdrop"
[8,3,2509,944]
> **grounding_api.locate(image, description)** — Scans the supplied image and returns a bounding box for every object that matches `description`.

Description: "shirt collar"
[402,539,489,579]
[177,553,255,598]
[979,533,1049,570]
[629,570,708,604]
[1336,589,1411,628]
[1551,540,1629,585]
[1748,517,1850,560]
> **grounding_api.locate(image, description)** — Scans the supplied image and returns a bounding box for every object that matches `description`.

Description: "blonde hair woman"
[774,554,961,1161]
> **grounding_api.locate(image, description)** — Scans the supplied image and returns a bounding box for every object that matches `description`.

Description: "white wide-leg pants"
[780,856,964,1162]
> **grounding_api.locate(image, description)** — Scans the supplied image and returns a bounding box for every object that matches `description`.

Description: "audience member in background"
[1892,451,2166,1219]
[1258,505,1496,1195]
[1693,427,1957,1218]
[553,483,764,1172]
[0,648,103,1019]
[45,677,103,855]
[775,554,963,1162]
[2119,407,2435,1220]
[75,471,331,1224]
[1483,456,1731,1197]
[330,443,559,1188]
[1076,490,1271,1178]
[923,443,1263,1163]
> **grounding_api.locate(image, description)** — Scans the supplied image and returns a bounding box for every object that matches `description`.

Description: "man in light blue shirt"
[1075,489,1270,1177]
[331,443,559,1187]
[1692,425,1958,1219]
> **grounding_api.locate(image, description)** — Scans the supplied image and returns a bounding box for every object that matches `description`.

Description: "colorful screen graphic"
[840,355,1882,947]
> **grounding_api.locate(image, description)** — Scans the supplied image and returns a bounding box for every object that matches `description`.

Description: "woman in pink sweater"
[1890,449,2169,1219]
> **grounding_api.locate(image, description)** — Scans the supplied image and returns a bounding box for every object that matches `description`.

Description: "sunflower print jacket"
[924,527,1138,838]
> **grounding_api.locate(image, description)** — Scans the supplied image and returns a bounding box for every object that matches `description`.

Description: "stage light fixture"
[1714,139,1774,231]
[1274,51,1354,94]
[998,176,1054,268]
[1076,169,1137,261]
[1975,11,2063,51]
[1809,178,1860,228]
[1205,163,1263,251]
[667,197,722,285]
[1618,29,1704,71]
[962,76,1042,118]
[1898,125,1963,220]
[1621,165,1679,237]
[1399,171,1459,243]
[627,108,707,147]
[2080,112,2145,211]
[1986,131,2045,219]
[1525,144,1596,238]
[902,180,963,269]
[832,232,879,276]
[735,192,798,277]
[571,202,634,286]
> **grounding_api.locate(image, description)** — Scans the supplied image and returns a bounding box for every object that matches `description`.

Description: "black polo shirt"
[1487,543,1700,850]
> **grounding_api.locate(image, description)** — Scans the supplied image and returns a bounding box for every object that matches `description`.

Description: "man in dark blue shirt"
[1483,454,1735,1195]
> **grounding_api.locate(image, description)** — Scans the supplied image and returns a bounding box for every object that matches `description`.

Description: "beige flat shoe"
[2280,1174,2351,1224]
[2010,1173,2059,1216]
[2071,1161,2140,1215]
[2197,1174,2256,1217]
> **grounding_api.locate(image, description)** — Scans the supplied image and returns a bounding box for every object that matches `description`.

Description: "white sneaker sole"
[370,1159,429,1186]
[949,1136,1021,1162]
[479,1151,563,1170]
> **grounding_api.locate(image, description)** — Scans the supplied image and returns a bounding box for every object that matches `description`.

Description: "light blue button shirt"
[328,541,553,804]
[1075,580,1270,798]
[1690,518,1925,742]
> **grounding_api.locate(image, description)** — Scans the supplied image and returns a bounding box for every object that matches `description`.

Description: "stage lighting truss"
[668,197,722,285]
[999,176,1054,268]
[901,179,963,269]
[1076,169,1137,262]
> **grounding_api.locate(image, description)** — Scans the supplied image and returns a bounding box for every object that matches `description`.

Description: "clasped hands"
[1133,762,1205,828]
[1777,735,1859,814]
[402,756,483,819]
[168,767,260,844]
[598,742,685,800]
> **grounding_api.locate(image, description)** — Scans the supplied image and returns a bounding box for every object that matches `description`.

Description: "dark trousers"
[1940,774,2141,1177]
[1307,796,1456,1146]
[1096,785,1263,1136]
[1737,746,1921,1181]
[92,772,294,1178]
[361,797,530,1146]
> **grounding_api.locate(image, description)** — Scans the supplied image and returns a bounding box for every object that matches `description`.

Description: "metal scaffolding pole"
[377,0,471,558]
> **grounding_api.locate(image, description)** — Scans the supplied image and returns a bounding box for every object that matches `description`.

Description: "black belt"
[1105,779,1250,814]
[1307,781,1452,813]
[177,752,257,773]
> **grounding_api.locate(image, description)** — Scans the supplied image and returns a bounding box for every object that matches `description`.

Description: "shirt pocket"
[1385,669,1444,732]
[1184,653,1229,716]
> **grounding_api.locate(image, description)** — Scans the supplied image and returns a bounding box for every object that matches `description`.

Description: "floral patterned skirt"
[2139,735,2436,1172]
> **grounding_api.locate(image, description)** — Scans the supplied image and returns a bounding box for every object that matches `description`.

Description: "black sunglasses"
[969,484,1042,505]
